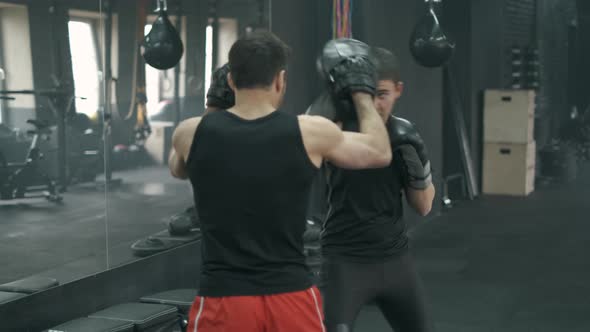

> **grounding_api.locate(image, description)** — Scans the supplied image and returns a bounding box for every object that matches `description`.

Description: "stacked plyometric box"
[482,90,536,196]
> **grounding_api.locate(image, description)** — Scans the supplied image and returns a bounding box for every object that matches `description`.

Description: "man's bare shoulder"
[297,114,338,132]
[179,117,202,131]
[297,115,342,154]
[172,117,202,156]
[173,117,201,140]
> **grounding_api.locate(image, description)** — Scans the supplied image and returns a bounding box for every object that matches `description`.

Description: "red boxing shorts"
[187,286,325,332]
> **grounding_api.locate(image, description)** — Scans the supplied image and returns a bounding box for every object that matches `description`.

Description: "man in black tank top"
[168,32,393,332]
[319,48,437,332]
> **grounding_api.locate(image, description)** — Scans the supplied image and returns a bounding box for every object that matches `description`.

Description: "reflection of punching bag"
[410,0,455,68]
[142,0,184,70]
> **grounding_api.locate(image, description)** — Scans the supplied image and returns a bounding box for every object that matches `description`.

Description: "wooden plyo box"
[482,141,536,196]
[484,89,535,144]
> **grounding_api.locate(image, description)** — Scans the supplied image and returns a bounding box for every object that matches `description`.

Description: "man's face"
[374,79,403,122]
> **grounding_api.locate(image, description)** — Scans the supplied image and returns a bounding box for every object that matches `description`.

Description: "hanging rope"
[125,0,151,145]
[332,0,353,39]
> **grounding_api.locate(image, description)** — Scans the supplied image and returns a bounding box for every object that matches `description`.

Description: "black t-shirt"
[186,110,318,297]
[321,118,409,262]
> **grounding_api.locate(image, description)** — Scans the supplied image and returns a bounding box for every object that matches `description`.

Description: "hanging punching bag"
[409,0,455,68]
[142,0,184,70]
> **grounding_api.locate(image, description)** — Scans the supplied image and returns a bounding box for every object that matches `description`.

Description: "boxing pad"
[409,3,455,68]
[314,38,378,122]
[389,116,432,189]
[318,38,377,96]
[142,1,184,70]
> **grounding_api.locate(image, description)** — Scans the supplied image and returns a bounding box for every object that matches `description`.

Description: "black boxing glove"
[305,90,361,124]
[206,63,235,109]
[389,116,432,190]
[306,91,337,120]
[329,55,377,98]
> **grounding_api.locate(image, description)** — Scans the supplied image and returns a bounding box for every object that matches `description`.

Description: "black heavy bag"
[409,1,454,68]
[142,0,184,70]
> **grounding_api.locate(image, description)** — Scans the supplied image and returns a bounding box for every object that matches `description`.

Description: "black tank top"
[186,110,318,297]
[321,118,409,262]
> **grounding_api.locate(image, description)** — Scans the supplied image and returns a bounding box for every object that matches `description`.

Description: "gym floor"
[2,165,589,331]
[356,163,590,331]
[0,166,193,285]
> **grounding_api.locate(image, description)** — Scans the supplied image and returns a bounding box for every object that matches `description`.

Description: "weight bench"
[88,302,179,332]
[140,288,198,331]
[140,289,198,314]
[0,276,59,294]
[45,317,134,332]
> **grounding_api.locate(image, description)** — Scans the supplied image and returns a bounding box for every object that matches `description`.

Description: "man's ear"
[395,81,405,98]
[276,70,286,92]
[227,72,236,91]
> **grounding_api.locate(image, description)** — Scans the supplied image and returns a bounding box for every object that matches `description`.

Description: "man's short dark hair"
[373,47,401,83]
[228,31,291,89]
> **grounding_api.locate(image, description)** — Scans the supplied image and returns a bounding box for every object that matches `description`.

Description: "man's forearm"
[406,184,435,216]
[352,94,391,156]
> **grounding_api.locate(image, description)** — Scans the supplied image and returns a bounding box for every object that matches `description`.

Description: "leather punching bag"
[142,0,184,70]
[409,0,455,68]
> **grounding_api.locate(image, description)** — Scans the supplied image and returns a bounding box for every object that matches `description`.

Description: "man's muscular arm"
[169,149,188,179]
[299,100,391,170]
[330,93,392,167]
[313,93,391,169]
[406,185,435,216]
[169,117,201,179]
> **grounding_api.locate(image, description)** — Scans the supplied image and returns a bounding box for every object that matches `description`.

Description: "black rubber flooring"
[354,164,590,331]
[0,166,192,285]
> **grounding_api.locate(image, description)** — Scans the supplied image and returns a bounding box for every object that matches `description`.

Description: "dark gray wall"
[578,1,590,112]
[537,0,578,142]
[271,0,327,116]
[443,0,472,184]
[468,0,505,185]
[218,0,262,33]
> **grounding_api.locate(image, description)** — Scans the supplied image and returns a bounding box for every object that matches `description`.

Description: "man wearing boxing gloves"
[168,32,391,331]
[315,47,436,332]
